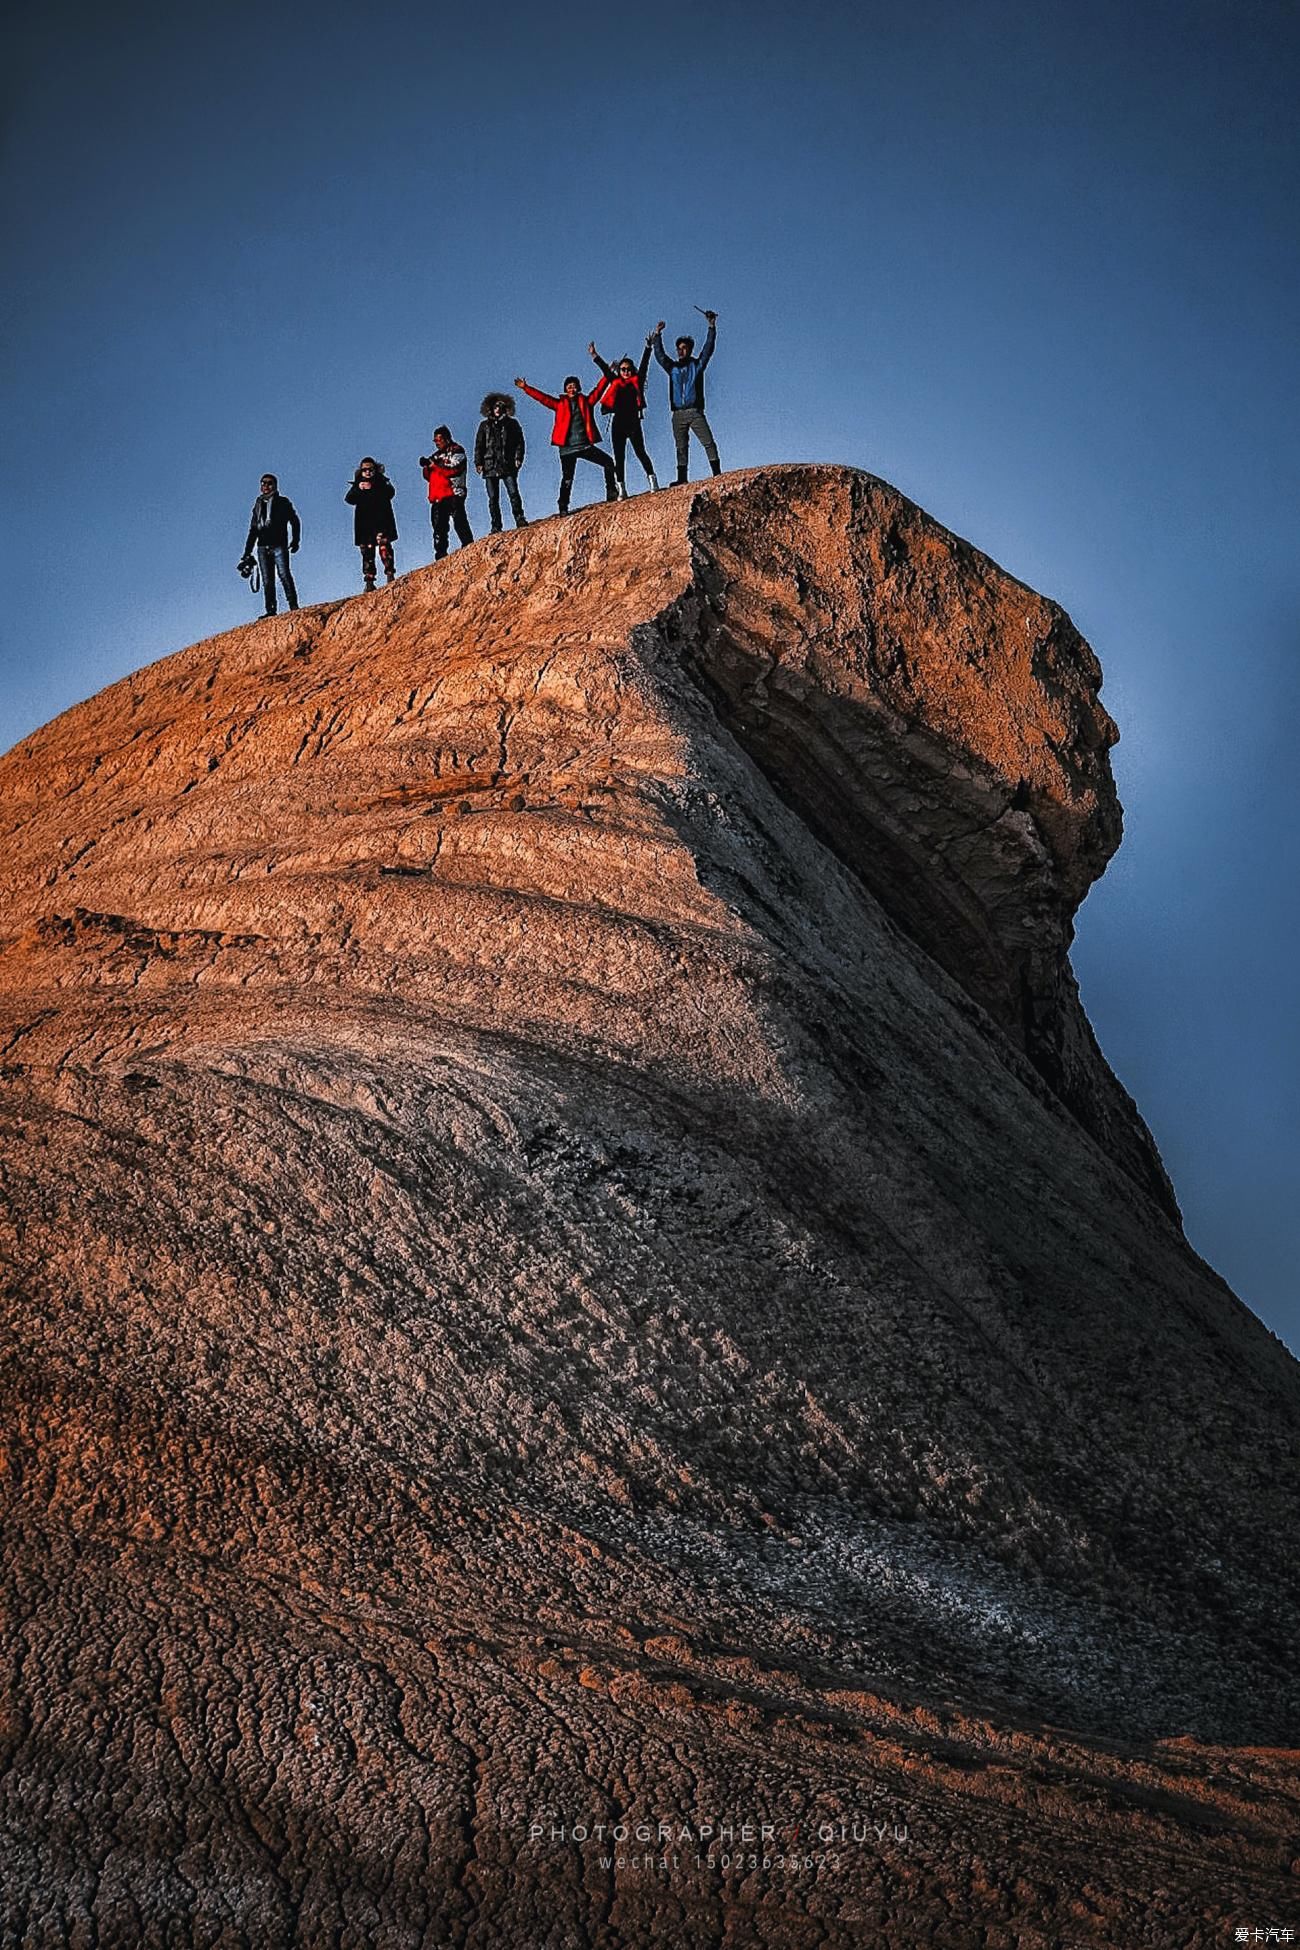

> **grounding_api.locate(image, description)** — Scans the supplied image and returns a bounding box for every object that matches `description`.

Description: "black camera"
[237,557,254,579]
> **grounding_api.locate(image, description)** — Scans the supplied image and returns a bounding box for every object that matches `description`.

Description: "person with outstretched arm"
[588,338,658,496]
[515,371,618,514]
[474,393,529,532]
[652,311,720,483]
[345,456,397,591]
[421,427,474,559]
[240,473,301,615]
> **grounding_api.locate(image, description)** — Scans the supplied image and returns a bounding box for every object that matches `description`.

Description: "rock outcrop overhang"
[1,466,1296,1946]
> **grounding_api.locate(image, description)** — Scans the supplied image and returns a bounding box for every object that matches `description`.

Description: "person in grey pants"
[651,312,721,483]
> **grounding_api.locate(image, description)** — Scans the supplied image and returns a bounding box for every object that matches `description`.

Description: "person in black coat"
[240,473,301,615]
[345,457,397,591]
[589,339,658,496]
[473,394,529,532]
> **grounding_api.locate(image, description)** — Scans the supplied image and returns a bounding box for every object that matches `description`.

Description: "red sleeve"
[519,382,560,408]
[587,375,609,404]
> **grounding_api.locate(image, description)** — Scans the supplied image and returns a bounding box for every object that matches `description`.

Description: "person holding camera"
[474,393,529,532]
[421,427,474,559]
[239,473,301,615]
[345,457,398,591]
[651,312,721,483]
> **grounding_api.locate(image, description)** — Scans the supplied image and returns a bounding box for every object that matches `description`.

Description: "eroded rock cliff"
[1,467,1296,1948]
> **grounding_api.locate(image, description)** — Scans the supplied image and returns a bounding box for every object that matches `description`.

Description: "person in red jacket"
[514,371,618,514]
[420,426,474,559]
[588,338,658,496]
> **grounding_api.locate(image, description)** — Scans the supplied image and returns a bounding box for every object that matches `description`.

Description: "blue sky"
[3,0,1297,1347]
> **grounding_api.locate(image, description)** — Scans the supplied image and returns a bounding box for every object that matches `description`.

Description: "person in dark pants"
[515,372,618,513]
[652,313,721,483]
[240,473,301,614]
[345,457,397,591]
[588,338,658,496]
[474,394,529,532]
[421,427,474,559]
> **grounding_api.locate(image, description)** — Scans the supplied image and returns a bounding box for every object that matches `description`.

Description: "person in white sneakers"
[588,338,658,496]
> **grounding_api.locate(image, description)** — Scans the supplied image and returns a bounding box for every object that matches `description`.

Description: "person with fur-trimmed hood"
[344,456,397,591]
[474,393,529,532]
[514,370,618,513]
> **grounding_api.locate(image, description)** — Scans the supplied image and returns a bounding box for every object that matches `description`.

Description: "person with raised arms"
[588,337,658,497]
[514,369,618,515]
[651,310,721,483]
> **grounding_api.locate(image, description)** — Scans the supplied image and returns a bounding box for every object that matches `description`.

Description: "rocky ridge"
[1,466,1296,1947]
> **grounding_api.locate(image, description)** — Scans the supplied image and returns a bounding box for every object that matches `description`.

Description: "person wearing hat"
[240,473,301,615]
[473,393,529,533]
[651,312,721,484]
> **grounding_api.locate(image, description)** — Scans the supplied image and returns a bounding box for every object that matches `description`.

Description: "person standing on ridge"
[345,457,397,591]
[421,426,474,559]
[474,393,529,532]
[240,473,301,615]
[652,311,720,483]
[588,337,658,496]
[514,370,618,514]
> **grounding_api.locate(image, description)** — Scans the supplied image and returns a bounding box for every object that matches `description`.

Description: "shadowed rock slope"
[1,466,1296,1948]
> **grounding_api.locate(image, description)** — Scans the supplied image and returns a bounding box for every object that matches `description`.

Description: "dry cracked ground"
[0,467,1297,1948]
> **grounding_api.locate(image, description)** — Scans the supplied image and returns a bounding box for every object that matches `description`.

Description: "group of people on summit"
[238,315,722,612]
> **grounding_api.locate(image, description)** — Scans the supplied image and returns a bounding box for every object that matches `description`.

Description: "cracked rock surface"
[1,466,1296,1947]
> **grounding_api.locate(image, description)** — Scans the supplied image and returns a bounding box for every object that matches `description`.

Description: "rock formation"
[1,466,1296,1947]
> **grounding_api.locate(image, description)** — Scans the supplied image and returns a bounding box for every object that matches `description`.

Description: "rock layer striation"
[1,467,1297,1947]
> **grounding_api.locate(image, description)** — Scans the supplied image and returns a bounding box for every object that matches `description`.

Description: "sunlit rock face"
[2,467,1296,1948]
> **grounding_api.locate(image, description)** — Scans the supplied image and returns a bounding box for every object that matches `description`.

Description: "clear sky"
[3,0,1297,1349]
